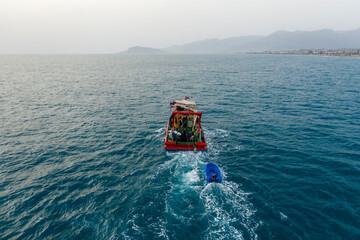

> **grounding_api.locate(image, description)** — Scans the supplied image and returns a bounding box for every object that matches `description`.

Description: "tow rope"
[196,185,213,240]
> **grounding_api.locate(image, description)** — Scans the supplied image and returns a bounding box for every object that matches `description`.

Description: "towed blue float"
[205,163,222,183]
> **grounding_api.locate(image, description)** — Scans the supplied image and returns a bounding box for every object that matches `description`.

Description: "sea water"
[1,54,359,239]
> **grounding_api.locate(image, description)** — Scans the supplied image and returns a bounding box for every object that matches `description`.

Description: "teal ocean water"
[1,54,359,239]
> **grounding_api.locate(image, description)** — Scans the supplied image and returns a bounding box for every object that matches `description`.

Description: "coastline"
[247,49,360,58]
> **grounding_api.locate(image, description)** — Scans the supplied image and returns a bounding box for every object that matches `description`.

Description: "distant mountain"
[164,36,263,54]
[119,46,165,55]
[163,28,360,54]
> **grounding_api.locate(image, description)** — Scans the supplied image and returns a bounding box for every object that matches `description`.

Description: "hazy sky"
[1,0,359,54]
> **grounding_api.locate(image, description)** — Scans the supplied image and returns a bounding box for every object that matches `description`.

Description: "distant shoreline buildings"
[248,49,360,57]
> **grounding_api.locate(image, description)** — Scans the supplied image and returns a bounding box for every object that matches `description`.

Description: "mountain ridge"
[121,28,360,54]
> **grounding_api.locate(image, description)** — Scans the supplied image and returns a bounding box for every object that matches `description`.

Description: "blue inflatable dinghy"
[205,163,222,183]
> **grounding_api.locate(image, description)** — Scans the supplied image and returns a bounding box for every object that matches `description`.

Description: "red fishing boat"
[164,97,207,151]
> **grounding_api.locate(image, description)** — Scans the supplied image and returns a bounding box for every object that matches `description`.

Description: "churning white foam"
[158,150,259,239]
[148,128,259,239]
[155,127,166,139]
[201,180,259,240]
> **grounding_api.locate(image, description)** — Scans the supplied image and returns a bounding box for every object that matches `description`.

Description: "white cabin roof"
[174,100,196,106]
[173,100,197,111]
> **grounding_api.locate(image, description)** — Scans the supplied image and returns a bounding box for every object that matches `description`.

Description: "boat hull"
[164,99,207,151]
[164,141,207,151]
[164,119,207,151]
[205,163,222,183]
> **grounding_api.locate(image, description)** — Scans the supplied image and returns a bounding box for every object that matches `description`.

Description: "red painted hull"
[164,141,207,151]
